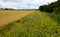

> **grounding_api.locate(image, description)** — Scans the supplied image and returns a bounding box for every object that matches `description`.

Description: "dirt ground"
[0,10,34,27]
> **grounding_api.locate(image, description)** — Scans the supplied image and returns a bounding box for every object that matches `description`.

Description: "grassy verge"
[46,12,60,24]
[0,11,60,37]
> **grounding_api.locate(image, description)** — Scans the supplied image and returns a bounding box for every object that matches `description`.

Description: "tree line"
[39,0,60,13]
[0,8,15,10]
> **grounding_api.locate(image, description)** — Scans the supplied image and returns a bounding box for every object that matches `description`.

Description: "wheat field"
[0,10,34,27]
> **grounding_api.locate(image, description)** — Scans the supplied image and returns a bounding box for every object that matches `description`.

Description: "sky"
[0,0,57,9]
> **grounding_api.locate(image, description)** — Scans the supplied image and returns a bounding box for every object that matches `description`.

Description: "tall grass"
[46,12,60,24]
[0,11,60,37]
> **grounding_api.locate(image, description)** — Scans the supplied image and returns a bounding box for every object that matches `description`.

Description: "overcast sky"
[0,0,57,9]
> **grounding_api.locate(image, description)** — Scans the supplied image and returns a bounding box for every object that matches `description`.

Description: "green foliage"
[39,0,60,13]
[47,12,60,24]
[0,11,60,37]
[39,5,54,12]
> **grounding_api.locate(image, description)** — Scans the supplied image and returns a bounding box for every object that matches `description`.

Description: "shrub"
[39,5,54,13]
[39,0,60,13]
